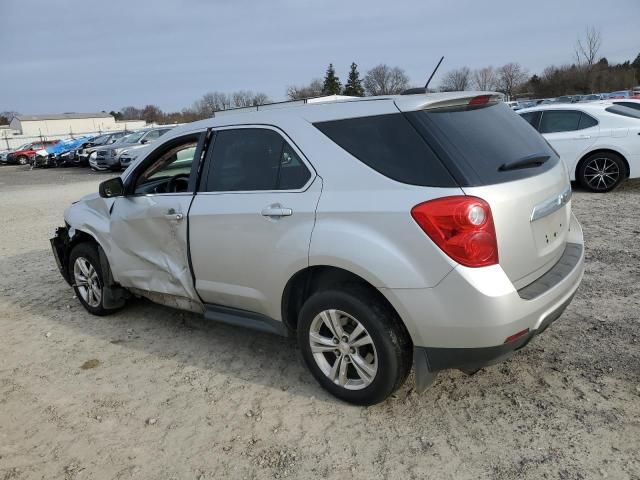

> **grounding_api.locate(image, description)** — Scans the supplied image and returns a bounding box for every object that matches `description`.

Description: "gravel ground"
[0,164,638,480]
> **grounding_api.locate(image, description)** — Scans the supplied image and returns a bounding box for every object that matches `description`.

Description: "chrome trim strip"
[530,186,572,222]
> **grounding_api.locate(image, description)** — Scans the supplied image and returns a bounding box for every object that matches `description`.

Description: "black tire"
[68,243,120,316]
[577,152,626,193]
[297,284,412,406]
[17,155,28,165]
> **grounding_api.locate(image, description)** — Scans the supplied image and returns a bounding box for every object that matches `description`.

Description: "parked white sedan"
[518,102,640,192]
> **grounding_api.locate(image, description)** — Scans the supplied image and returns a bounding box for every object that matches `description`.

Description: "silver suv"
[51,92,585,405]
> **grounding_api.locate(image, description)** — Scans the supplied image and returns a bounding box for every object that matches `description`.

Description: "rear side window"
[205,128,311,192]
[520,111,540,129]
[314,114,456,187]
[539,110,582,133]
[407,103,559,186]
[577,113,598,129]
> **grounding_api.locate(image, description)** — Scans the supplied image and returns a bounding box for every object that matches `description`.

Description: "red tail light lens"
[411,196,498,267]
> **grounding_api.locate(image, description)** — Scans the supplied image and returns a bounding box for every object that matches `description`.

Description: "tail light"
[411,196,498,268]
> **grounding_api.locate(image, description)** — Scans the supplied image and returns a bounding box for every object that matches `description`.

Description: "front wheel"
[17,155,28,165]
[578,152,625,192]
[68,243,121,316]
[297,285,412,405]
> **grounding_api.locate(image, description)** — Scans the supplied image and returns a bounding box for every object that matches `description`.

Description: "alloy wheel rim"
[73,257,102,308]
[308,309,378,390]
[583,157,619,191]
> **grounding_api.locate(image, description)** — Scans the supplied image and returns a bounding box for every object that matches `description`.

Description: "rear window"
[406,102,559,186]
[314,114,456,187]
[606,105,640,118]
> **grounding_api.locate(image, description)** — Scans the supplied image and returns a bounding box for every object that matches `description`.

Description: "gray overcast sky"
[1,0,638,114]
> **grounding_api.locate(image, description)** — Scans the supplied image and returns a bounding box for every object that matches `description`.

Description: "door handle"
[261,204,293,217]
[165,208,184,221]
[576,135,591,139]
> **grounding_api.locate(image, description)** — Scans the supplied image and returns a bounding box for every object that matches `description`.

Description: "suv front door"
[108,131,206,305]
[189,126,321,321]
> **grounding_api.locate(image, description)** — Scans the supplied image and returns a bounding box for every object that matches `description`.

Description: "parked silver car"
[51,92,585,405]
[89,127,172,171]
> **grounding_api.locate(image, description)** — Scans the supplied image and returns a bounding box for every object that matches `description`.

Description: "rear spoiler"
[394,92,505,112]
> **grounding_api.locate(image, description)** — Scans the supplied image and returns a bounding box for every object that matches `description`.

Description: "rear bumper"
[381,212,584,360]
[414,289,574,372]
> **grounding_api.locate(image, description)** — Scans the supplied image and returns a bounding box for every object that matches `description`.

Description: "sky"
[1,0,638,114]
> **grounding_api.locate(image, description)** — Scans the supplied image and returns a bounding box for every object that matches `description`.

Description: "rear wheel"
[68,243,120,316]
[578,152,625,192]
[297,285,411,405]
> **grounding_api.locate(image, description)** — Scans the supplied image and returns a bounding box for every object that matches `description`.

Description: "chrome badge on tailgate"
[530,186,572,222]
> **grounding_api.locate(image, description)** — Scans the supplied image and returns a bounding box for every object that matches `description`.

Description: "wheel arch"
[575,148,630,181]
[280,265,413,345]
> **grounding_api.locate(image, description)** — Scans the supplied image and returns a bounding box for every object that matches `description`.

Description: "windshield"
[121,131,146,144]
[92,134,110,145]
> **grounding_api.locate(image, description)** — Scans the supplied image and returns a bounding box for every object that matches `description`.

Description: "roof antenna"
[401,56,445,95]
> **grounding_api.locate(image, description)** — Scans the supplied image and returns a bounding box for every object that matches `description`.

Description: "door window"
[539,111,582,133]
[204,128,311,192]
[133,137,200,195]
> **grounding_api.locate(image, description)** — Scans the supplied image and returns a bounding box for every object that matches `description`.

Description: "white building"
[1,113,147,150]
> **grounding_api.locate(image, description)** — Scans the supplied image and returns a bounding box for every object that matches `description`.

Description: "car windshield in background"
[405,102,559,186]
[92,135,111,145]
[605,105,640,119]
[122,131,145,143]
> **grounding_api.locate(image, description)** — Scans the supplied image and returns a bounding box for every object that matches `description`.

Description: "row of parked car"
[0,126,174,170]
[507,88,640,111]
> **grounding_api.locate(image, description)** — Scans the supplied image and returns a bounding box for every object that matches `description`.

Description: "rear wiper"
[498,154,550,172]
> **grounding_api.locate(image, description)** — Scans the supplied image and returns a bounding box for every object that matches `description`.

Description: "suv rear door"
[188,126,321,320]
[402,99,574,288]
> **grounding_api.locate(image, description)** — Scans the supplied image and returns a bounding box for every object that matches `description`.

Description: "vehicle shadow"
[0,248,329,402]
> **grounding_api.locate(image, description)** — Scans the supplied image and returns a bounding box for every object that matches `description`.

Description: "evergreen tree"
[322,64,342,95]
[343,62,365,96]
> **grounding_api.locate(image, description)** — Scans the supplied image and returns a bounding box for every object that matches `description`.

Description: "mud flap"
[413,347,438,393]
[97,245,129,309]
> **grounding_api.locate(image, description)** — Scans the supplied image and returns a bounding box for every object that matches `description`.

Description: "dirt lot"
[0,164,638,480]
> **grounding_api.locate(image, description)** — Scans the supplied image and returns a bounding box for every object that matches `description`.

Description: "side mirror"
[98,177,125,198]
[140,139,149,144]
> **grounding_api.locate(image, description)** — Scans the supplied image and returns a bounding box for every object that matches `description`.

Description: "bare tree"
[439,67,472,91]
[251,92,270,106]
[496,62,529,98]
[286,79,324,100]
[194,92,232,116]
[120,106,143,120]
[473,66,497,91]
[232,90,255,108]
[363,64,409,95]
[575,26,602,67]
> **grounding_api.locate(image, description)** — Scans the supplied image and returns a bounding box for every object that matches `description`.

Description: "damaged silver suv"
[51,92,585,405]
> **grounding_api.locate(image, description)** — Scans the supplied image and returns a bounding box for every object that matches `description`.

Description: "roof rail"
[212,95,356,117]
